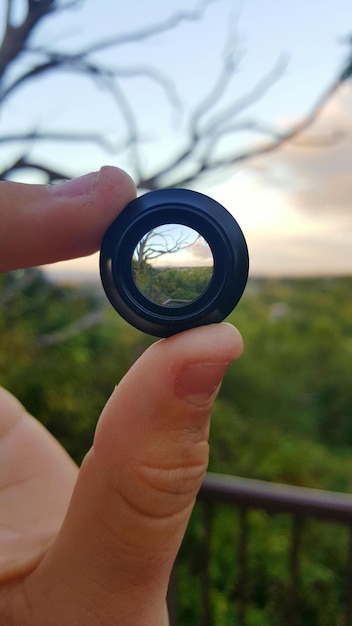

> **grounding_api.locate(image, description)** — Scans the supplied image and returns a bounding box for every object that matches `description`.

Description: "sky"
[1,0,352,278]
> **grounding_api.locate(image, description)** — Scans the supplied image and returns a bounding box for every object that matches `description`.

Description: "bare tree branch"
[1,48,182,114]
[202,117,344,147]
[0,129,128,151]
[1,2,351,192]
[0,0,55,79]
[204,68,347,168]
[134,226,200,266]
[5,0,13,31]
[197,56,288,140]
[137,44,352,190]
[62,0,220,56]
[0,155,68,182]
[188,12,246,139]
[137,54,288,190]
[0,58,59,101]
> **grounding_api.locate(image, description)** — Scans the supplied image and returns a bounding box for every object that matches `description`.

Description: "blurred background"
[1,1,352,624]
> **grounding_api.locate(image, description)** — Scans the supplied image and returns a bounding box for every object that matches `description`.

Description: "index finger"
[0,166,136,272]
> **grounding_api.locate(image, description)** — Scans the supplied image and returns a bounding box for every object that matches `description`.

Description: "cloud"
[253,85,352,217]
[247,229,352,276]
[187,237,213,263]
[155,237,213,268]
[207,85,352,277]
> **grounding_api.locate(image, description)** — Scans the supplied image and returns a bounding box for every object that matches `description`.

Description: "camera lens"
[100,189,249,337]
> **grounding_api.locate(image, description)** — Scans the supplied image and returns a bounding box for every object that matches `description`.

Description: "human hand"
[0,168,243,625]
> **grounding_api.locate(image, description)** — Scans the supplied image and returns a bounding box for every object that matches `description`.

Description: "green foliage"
[177,504,349,625]
[0,270,153,463]
[175,276,352,624]
[1,270,352,623]
[132,262,213,305]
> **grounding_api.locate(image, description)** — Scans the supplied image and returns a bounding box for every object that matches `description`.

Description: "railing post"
[197,472,352,626]
[201,500,213,626]
[287,515,302,626]
[344,525,352,626]
[238,507,249,626]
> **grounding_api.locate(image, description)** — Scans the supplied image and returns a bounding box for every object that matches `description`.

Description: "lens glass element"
[131,223,213,307]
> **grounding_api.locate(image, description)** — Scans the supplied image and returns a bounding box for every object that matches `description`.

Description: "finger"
[0,387,78,583]
[0,166,136,272]
[16,323,243,626]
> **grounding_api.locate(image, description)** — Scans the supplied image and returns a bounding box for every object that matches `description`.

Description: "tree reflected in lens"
[132,224,213,306]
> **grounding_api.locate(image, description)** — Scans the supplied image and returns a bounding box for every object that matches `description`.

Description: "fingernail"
[176,362,231,406]
[49,172,98,198]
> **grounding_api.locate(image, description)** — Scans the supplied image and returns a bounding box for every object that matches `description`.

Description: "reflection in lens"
[132,224,213,307]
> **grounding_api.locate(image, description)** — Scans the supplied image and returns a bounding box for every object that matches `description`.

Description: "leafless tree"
[133,226,200,268]
[1,0,351,189]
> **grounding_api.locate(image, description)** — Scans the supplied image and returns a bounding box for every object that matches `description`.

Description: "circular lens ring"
[100,189,249,337]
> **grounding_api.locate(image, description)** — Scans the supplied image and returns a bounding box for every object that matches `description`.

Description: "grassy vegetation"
[132,261,213,304]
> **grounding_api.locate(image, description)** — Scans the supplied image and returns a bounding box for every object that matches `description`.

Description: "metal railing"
[168,472,352,626]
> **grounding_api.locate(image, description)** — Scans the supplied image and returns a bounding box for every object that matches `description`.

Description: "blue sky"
[1,0,352,277]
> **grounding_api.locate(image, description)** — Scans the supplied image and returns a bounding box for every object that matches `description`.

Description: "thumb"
[20,323,243,626]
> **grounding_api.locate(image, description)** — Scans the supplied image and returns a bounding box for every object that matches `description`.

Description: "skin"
[0,166,243,626]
